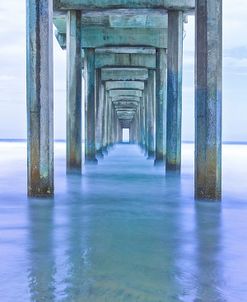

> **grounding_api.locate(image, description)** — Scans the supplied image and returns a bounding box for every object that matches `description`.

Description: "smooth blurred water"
[0,142,247,302]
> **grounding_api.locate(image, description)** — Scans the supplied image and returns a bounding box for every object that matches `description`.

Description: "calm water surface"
[0,142,246,302]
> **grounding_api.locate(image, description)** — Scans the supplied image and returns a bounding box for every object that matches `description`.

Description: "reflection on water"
[28,201,55,302]
[0,142,247,301]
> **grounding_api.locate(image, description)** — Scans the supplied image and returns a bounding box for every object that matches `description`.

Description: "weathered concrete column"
[95,69,104,158]
[166,11,183,172]
[66,10,82,174]
[140,96,146,149]
[144,82,148,153]
[137,106,142,145]
[85,48,98,164]
[109,99,114,146]
[102,88,108,153]
[195,0,222,200]
[147,70,155,159]
[133,115,139,144]
[117,119,122,143]
[155,48,167,165]
[26,0,54,196]
[129,121,135,144]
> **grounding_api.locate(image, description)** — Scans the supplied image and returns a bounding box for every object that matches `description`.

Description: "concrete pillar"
[144,82,148,153]
[147,70,155,159]
[26,0,54,196]
[102,87,108,154]
[85,48,97,164]
[95,70,104,158]
[195,0,222,200]
[140,96,145,149]
[117,119,122,143]
[137,106,142,146]
[155,48,167,165]
[166,11,183,172]
[108,96,113,147]
[66,10,82,174]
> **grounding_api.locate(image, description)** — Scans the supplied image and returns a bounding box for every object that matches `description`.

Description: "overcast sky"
[0,1,246,141]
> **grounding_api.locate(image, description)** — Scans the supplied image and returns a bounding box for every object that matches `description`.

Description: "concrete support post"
[114,111,119,143]
[166,11,183,172]
[155,48,167,165]
[85,48,98,164]
[95,70,104,158]
[108,96,113,147]
[144,82,148,153]
[66,10,82,174]
[129,122,133,143]
[195,0,222,200]
[147,70,155,159]
[102,88,108,154]
[134,115,138,144]
[26,0,54,196]
[117,119,122,143]
[137,106,142,146]
[140,97,145,150]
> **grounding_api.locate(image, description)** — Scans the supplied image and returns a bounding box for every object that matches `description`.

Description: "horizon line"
[0,139,247,145]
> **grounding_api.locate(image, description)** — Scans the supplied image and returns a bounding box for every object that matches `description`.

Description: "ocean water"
[0,142,246,302]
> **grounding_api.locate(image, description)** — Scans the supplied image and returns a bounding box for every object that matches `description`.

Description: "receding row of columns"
[26,0,222,200]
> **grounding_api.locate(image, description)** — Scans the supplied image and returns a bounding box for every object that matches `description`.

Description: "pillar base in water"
[166,163,181,173]
[102,146,108,155]
[85,158,98,165]
[154,159,165,167]
[66,167,82,175]
[96,149,104,159]
[195,189,222,202]
[28,188,54,198]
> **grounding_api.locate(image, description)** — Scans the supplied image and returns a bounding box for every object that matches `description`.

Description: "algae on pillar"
[66,10,82,173]
[166,10,183,172]
[85,48,98,164]
[26,0,54,196]
[195,0,222,200]
[155,48,167,165]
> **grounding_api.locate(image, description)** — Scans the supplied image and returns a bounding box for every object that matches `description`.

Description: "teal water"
[0,142,247,302]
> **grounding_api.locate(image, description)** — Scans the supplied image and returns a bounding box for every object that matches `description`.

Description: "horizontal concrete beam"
[54,0,195,11]
[95,53,156,69]
[54,10,167,29]
[56,26,167,48]
[109,89,143,98]
[96,47,156,54]
[82,10,167,28]
[102,68,148,81]
[113,100,139,106]
[54,33,156,68]
[114,106,136,112]
[105,81,145,90]
[112,96,141,102]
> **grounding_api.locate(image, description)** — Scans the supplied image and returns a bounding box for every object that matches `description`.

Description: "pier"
[26,0,222,200]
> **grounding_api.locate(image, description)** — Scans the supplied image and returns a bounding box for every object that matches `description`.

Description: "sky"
[0,1,246,141]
